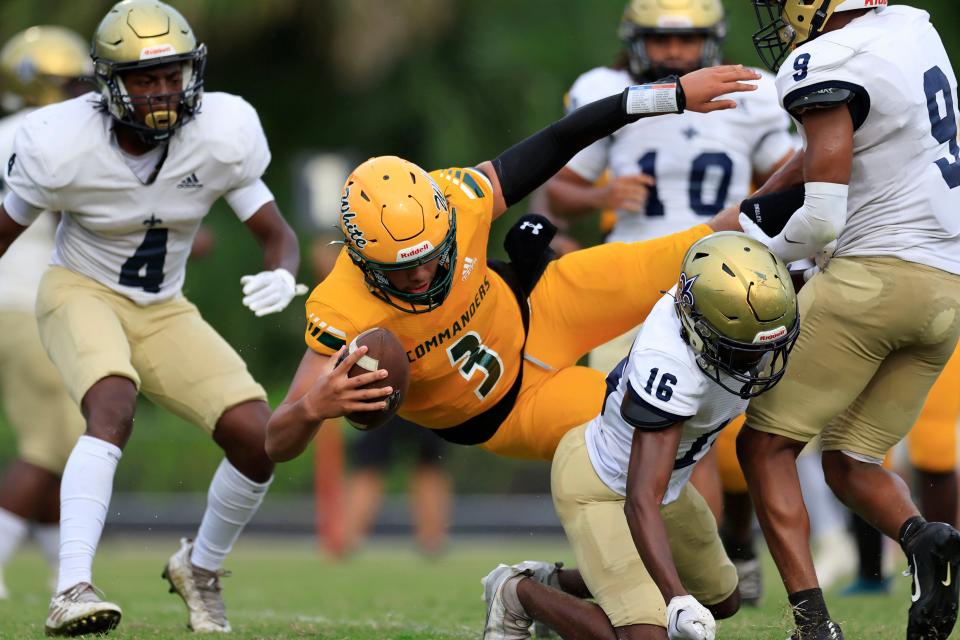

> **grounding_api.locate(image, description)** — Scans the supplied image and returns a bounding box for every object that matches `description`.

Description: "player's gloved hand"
[666,595,716,640]
[240,268,309,317]
[738,212,775,247]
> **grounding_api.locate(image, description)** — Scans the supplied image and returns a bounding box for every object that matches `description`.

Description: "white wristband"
[625,82,681,115]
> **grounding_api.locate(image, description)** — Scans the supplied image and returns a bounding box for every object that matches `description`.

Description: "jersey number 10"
[638,152,734,217]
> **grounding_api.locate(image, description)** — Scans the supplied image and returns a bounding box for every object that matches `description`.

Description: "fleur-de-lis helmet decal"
[677,272,699,309]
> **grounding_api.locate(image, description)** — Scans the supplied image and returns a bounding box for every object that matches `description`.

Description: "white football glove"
[738,212,774,247]
[666,595,716,640]
[240,268,309,317]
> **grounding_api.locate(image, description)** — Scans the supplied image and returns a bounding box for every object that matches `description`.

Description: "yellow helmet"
[0,26,92,111]
[675,232,799,398]
[340,156,457,314]
[752,0,886,72]
[618,0,726,80]
[91,0,206,142]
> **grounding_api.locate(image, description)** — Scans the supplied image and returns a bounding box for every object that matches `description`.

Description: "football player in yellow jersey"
[266,64,790,464]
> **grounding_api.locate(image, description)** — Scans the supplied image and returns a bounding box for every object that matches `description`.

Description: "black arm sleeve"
[740,185,806,236]
[492,79,685,207]
[620,382,691,431]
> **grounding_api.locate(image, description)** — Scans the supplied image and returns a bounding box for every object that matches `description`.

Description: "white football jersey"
[585,289,748,504]
[777,5,960,275]
[5,91,273,304]
[0,109,57,312]
[565,67,793,243]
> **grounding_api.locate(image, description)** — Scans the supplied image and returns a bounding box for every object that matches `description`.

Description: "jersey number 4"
[925,66,960,189]
[447,331,503,400]
[120,228,168,293]
[638,152,733,217]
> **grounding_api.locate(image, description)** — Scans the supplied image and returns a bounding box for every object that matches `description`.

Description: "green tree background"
[0,1,957,493]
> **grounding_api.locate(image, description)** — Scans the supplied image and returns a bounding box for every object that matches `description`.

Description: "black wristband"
[739,185,805,236]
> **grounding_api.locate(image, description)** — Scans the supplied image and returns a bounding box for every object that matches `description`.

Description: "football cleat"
[44,582,122,637]
[786,619,844,640]
[904,522,960,640]
[482,563,533,640]
[511,561,562,637]
[733,557,763,607]
[162,537,232,633]
[0,566,8,600]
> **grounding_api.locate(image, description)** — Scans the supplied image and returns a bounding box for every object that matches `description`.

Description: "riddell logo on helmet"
[397,241,434,262]
[753,326,787,344]
[864,0,888,6]
[140,44,176,60]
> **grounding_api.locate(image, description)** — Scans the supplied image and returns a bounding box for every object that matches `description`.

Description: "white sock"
[57,435,121,593]
[34,524,60,574]
[0,507,29,569]
[191,459,272,571]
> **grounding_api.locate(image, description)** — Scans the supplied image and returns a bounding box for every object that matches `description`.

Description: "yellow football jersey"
[304,167,523,429]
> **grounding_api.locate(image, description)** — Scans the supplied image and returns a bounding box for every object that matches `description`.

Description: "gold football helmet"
[92,0,206,142]
[675,232,799,398]
[618,0,726,80]
[752,0,885,72]
[340,156,457,314]
[0,26,92,111]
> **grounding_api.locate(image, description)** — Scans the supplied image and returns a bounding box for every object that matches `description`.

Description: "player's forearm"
[545,177,604,219]
[265,399,324,462]
[260,219,300,275]
[751,148,805,198]
[0,205,27,259]
[624,496,687,600]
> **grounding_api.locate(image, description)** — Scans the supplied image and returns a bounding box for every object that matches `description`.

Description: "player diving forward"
[480,233,799,640]
[0,0,303,636]
[736,2,960,638]
[266,65,772,465]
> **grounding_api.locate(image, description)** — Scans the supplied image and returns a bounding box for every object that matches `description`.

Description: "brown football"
[338,327,410,430]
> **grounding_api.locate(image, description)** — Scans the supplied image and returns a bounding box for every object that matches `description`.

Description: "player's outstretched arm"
[0,204,27,259]
[240,202,305,317]
[265,346,392,462]
[477,66,761,219]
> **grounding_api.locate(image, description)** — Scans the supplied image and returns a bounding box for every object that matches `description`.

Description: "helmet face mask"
[674,232,800,399]
[346,209,458,314]
[92,0,207,144]
[340,156,459,315]
[618,0,726,81]
[752,0,885,72]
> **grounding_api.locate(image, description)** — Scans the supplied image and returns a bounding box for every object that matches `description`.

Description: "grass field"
[0,535,920,639]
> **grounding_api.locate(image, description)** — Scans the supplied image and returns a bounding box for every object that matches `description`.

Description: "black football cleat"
[788,619,844,640]
[904,522,960,640]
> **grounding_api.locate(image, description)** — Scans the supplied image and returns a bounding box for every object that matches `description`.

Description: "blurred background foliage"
[0,1,957,493]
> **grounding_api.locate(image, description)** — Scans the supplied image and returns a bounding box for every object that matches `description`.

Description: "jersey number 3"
[447,331,503,400]
[925,66,960,189]
[120,228,168,293]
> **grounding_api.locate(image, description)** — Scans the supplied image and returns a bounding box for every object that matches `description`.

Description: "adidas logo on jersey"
[177,173,203,189]
[461,256,477,281]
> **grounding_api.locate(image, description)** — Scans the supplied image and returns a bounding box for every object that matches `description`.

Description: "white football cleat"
[482,563,534,640]
[44,582,122,637]
[511,561,562,637]
[162,538,232,633]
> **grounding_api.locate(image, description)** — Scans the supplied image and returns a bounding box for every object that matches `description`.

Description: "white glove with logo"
[738,212,774,247]
[240,268,309,317]
[666,595,716,640]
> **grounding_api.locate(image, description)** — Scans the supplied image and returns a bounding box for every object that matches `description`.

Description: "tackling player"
[544,0,796,605]
[736,2,960,638]
[0,25,91,601]
[0,1,303,635]
[480,233,798,640]
[265,64,768,464]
